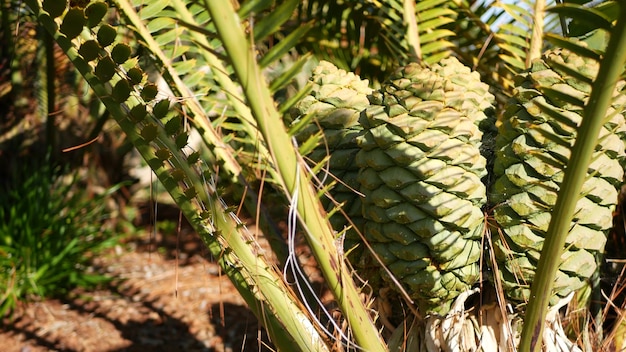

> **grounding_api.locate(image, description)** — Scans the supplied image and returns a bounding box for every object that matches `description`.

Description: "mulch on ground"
[0,227,273,352]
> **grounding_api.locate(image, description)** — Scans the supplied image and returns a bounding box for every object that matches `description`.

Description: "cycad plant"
[22,0,626,351]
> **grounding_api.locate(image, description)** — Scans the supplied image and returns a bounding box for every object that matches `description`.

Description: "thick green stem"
[26,2,330,351]
[115,0,289,264]
[203,1,387,351]
[520,5,626,351]
[113,0,242,180]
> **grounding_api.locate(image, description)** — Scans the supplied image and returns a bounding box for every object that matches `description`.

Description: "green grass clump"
[0,160,122,316]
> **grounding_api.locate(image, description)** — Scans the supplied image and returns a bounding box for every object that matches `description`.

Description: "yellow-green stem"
[114,0,289,263]
[26,2,330,350]
[114,0,243,181]
[203,1,387,351]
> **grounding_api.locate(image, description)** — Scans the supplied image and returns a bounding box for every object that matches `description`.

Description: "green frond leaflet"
[42,0,68,18]
[175,133,189,149]
[155,148,171,161]
[95,56,116,82]
[140,123,159,142]
[59,8,85,39]
[184,187,197,199]
[127,67,144,85]
[97,24,117,47]
[199,211,211,220]
[111,43,131,64]
[129,104,148,123]
[171,169,186,182]
[187,151,200,164]
[153,100,170,119]
[165,116,182,135]
[78,40,101,62]
[147,157,164,170]
[112,79,131,102]
[140,83,159,101]
[85,2,108,28]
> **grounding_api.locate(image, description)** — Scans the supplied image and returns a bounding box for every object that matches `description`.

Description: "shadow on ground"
[1,215,275,352]
[2,266,273,352]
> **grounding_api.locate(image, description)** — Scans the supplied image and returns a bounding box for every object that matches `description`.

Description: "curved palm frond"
[24,1,338,349]
[414,0,457,63]
[118,0,311,266]
[120,0,313,170]
[294,0,457,83]
[295,0,397,82]
[451,0,563,96]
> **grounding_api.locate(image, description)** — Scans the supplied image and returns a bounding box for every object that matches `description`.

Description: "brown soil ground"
[0,225,276,352]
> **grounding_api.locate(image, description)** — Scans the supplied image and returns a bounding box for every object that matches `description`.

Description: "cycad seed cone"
[356,57,494,314]
[291,61,373,246]
[491,48,626,308]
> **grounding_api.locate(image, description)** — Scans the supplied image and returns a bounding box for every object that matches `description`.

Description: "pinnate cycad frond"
[294,0,457,82]
[119,0,315,185]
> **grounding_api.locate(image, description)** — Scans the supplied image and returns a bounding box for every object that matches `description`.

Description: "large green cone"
[356,57,494,315]
[491,48,626,308]
[291,61,372,245]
